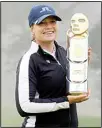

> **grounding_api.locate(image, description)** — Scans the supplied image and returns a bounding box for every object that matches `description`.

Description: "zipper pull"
[57,60,61,65]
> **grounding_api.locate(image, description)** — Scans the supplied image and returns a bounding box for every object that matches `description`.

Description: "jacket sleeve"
[15,54,69,117]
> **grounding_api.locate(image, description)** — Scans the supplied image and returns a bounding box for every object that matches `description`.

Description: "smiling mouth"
[43,31,54,34]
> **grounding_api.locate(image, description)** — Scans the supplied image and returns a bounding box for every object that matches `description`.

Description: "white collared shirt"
[31,41,56,59]
[43,45,56,59]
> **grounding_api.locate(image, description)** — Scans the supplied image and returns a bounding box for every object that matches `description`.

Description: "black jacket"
[15,41,78,127]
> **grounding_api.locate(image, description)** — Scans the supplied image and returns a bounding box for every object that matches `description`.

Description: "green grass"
[78,116,101,127]
[1,106,101,127]
[2,114,101,127]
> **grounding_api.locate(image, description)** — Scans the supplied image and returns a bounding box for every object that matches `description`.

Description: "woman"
[15,4,91,128]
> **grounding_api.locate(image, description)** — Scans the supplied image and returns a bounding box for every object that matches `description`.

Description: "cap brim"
[35,14,62,24]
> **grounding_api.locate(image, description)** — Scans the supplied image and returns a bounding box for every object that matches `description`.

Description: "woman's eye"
[51,20,56,23]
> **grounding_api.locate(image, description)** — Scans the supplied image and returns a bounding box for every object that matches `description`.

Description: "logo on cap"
[40,7,52,13]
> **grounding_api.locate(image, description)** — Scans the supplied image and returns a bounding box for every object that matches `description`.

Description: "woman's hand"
[67,88,90,104]
[88,47,92,64]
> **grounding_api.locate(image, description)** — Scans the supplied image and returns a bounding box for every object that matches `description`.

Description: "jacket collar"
[37,41,59,57]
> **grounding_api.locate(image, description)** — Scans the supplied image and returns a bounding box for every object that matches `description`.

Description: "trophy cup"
[66,13,89,95]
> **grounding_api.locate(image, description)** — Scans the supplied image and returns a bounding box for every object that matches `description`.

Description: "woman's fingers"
[76,93,89,102]
[88,47,92,64]
[76,89,91,103]
[68,91,90,104]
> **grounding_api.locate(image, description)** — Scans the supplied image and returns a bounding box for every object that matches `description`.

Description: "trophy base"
[68,80,88,95]
[69,91,87,95]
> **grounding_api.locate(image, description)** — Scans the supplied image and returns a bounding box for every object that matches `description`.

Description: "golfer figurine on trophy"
[66,13,89,95]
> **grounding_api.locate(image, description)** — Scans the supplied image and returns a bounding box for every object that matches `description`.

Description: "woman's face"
[31,16,58,43]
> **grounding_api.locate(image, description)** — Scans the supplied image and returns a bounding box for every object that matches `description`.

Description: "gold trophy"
[66,13,89,95]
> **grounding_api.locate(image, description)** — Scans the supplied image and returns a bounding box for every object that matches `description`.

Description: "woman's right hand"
[67,88,90,104]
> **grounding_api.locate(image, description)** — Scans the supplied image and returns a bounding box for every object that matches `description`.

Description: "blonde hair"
[30,24,36,41]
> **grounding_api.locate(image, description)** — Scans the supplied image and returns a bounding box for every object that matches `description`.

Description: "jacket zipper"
[51,55,66,75]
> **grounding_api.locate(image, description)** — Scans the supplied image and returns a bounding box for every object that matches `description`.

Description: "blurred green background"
[1,105,101,127]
